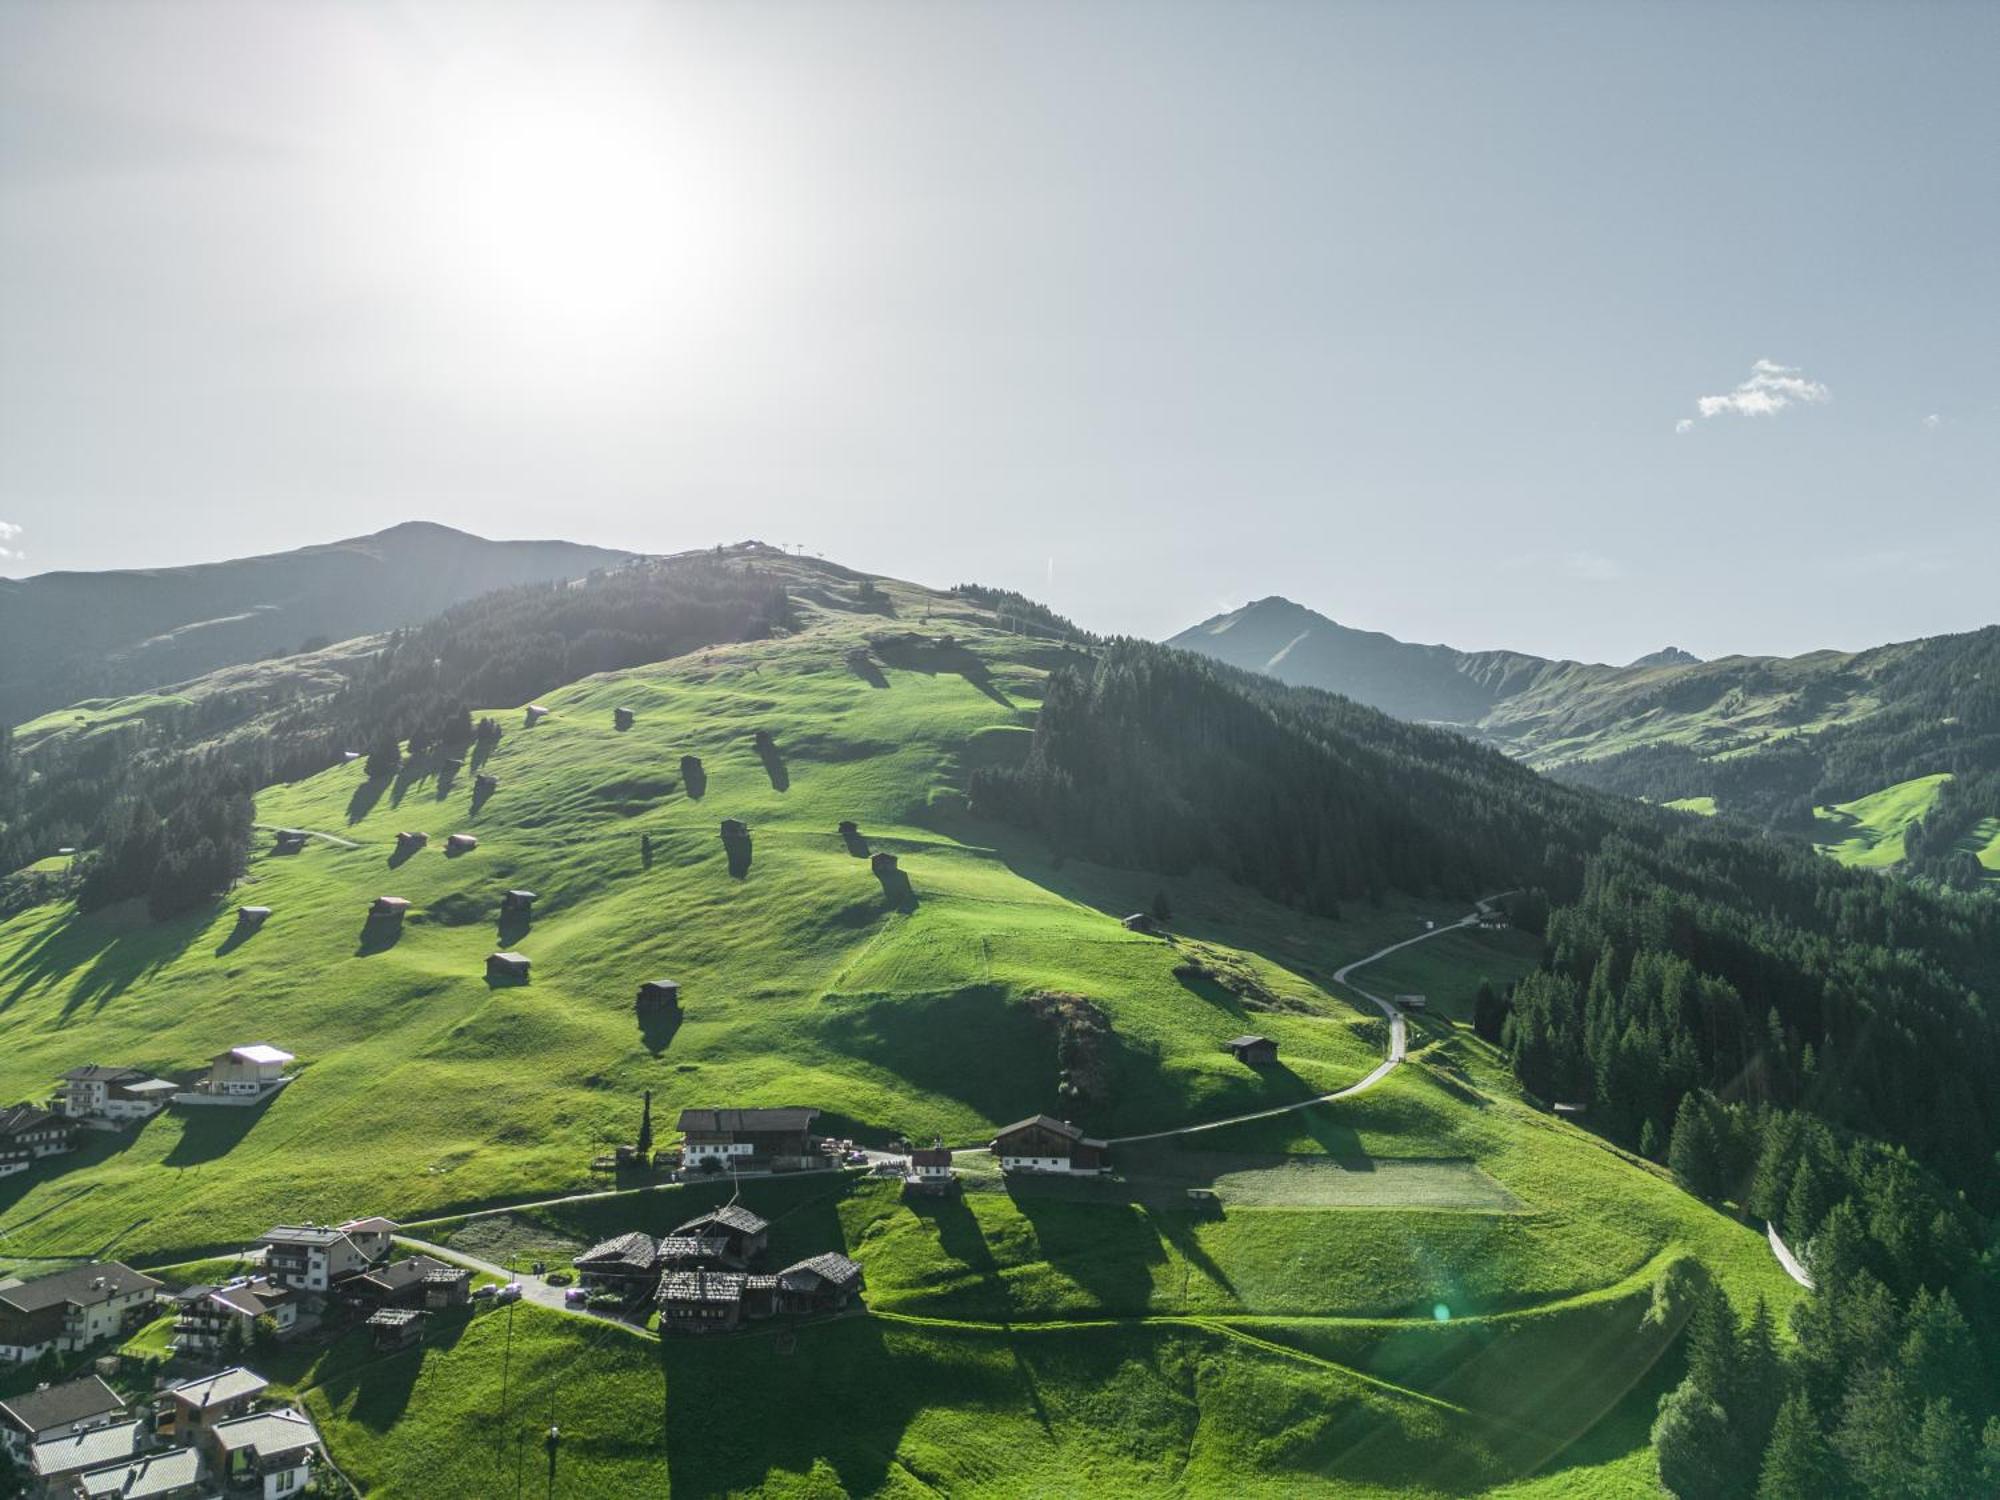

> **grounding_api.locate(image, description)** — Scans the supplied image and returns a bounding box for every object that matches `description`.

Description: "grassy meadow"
[0,561,1809,1495]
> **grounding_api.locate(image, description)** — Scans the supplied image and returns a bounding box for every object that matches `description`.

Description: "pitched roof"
[365,1307,424,1328]
[259,1224,356,1248]
[337,1215,398,1234]
[226,1044,294,1066]
[165,1366,269,1410]
[210,1406,320,1459]
[0,1375,125,1435]
[672,1203,768,1238]
[992,1113,1097,1144]
[676,1107,819,1134]
[209,1278,289,1319]
[658,1270,746,1305]
[574,1232,658,1269]
[778,1252,864,1292]
[75,1446,205,1499]
[1224,1035,1274,1049]
[0,1263,160,1315]
[59,1065,150,1084]
[655,1235,730,1262]
[349,1255,449,1293]
[29,1418,143,1478]
[0,1102,66,1136]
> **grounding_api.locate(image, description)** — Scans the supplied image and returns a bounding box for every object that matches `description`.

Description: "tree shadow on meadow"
[347,775,389,825]
[679,756,707,800]
[162,1102,271,1167]
[872,636,1014,708]
[356,912,405,956]
[0,899,210,1020]
[873,865,917,914]
[845,650,889,690]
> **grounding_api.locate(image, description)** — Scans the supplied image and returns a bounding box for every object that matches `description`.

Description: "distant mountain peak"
[1628,646,1702,668]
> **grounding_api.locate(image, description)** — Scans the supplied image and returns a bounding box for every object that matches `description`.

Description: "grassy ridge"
[1810,771,1951,869]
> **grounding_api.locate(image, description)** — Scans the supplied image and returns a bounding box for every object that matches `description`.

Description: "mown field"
[0,561,1809,1495]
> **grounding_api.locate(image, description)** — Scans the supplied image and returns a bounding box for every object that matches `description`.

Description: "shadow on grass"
[357,913,405,956]
[679,756,706,800]
[346,776,389,825]
[724,833,752,880]
[810,988,1047,1130]
[755,740,790,792]
[874,866,917,913]
[497,911,532,948]
[213,917,263,958]
[162,1103,269,1167]
[435,760,462,800]
[386,844,418,871]
[639,1008,682,1057]
[840,828,870,858]
[0,899,209,1020]
[873,636,1014,708]
[845,652,889,689]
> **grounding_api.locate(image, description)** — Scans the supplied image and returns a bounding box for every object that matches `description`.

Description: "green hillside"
[1811,772,1953,870]
[0,560,1820,1495]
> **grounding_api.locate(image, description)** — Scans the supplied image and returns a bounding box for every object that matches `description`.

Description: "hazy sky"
[2,1,1995,662]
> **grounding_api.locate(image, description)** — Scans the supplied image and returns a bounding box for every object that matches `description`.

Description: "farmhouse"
[0,1375,126,1457]
[209,1407,322,1497]
[54,1066,176,1124]
[668,1204,770,1269]
[171,1277,297,1356]
[1224,1035,1279,1066]
[654,1234,731,1270]
[157,1367,270,1440]
[0,1102,75,1176]
[446,833,478,854]
[341,1254,468,1311]
[990,1115,1110,1175]
[177,1045,293,1105]
[258,1223,382,1292]
[676,1107,820,1172]
[486,951,531,982]
[1121,912,1160,934]
[904,1139,957,1196]
[26,1417,145,1494]
[573,1232,663,1294]
[657,1270,747,1335]
[71,1446,207,1500]
[371,895,410,916]
[775,1253,865,1315]
[636,978,681,1012]
[0,1264,161,1365]
[501,888,536,913]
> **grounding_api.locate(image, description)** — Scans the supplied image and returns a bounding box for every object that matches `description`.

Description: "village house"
[333,1216,398,1262]
[71,1445,208,1500]
[155,1367,269,1443]
[0,1376,127,1460]
[339,1254,468,1311]
[446,833,478,854]
[0,1103,75,1176]
[364,1306,425,1352]
[26,1416,145,1496]
[656,1270,748,1335]
[653,1234,731,1271]
[0,1264,162,1365]
[258,1223,382,1292]
[773,1253,865,1315]
[176,1046,294,1106]
[572,1233,663,1295]
[990,1115,1111,1175]
[668,1204,770,1269]
[904,1139,958,1196]
[676,1108,821,1172]
[171,1278,296,1357]
[209,1407,322,1499]
[1223,1035,1279,1066]
[501,888,536,914]
[54,1066,177,1124]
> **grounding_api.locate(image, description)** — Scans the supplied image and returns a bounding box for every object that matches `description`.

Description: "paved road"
[254,822,361,850]
[1107,894,1514,1146]
[393,1234,642,1328]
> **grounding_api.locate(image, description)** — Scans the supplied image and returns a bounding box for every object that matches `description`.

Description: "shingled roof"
[0,1374,125,1435]
[672,1203,768,1238]
[676,1107,819,1134]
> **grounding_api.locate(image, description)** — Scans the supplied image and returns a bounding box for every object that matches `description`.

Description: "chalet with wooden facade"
[657,1270,747,1335]
[0,1264,161,1365]
[773,1253,865,1315]
[341,1254,469,1311]
[156,1367,269,1442]
[990,1115,1110,1175]
[0,1103,74,1177]
[54,1066,176,1124]
[171,1277,296,1356]
[904,1139,958,1196]
[501,889,536,913]
[574,1233,664,1294]
[676,1107,820,1171]
[669,1204,770,1269]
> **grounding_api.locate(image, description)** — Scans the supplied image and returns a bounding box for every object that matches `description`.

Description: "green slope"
[1811,772,1952,870]
[0,562,1809,1496]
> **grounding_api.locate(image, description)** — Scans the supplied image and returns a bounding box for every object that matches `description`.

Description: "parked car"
[564,1287,589,1306]
[496,1282,524,1303]
[472,1284,498,1300]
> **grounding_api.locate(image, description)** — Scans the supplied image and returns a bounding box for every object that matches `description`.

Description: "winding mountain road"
[1106,893,1514,1146]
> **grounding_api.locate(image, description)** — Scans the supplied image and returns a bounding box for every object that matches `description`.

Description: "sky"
[1,0,1995,664]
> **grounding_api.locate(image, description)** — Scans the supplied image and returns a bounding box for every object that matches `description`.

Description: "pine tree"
[1653,1380,1734,1500]
[1736,1298,1782,1458]
[1833,1365,1914,1499]
[1669,1092,1722,1200]
[1911,1398,1977,1500]
[1756,1390,1838,1500]
[1640,1118,1661,1161]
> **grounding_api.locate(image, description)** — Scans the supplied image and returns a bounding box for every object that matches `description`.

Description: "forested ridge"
[973,636,2000,1496]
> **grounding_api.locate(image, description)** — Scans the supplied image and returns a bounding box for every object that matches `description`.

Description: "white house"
[210,1408,322,1499]
[55,1066,178,1124]
[989,1115,1110,1175]
[0,1104,73,1178]
[0,1374,127,1459]
[0,1264,162,1365]
[171,1278,296,1357]
[257,1225,379,1293]
[176,1045,294,1106]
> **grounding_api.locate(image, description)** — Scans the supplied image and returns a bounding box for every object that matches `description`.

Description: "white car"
[496,1282,524,1303]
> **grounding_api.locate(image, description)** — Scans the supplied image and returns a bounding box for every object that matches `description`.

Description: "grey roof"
[59,1065,150,1084]
[992,1113,1108,1148]
[0,1103,66,1137]
[365,1307,424,1328]
[655,1235,729,1262]
[676,1107,818,1135]
[0,1375,126,1435]
[208,1278,288,1318]
[672,1203,768,1238]
[1224,1035,1274,1049]
[350,1255,450,1293]
[76,1447,205,1499]
[165,1366,269,1410]
[658,1270,746,1305]
[210,1407,320,1459]
[778,1252,863,1292]
[29,1418,143,1478]
[259,1224,356,1248]
[0,1263,160,1315]
[574,1232,657,1270]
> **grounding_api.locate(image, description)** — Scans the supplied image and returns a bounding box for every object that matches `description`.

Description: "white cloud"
[0,521,21,560]
[1922,413,1943,430]
[1564,551,1625,582]
[1679,359,1830,430]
